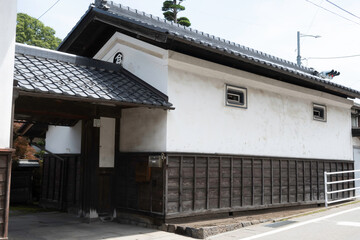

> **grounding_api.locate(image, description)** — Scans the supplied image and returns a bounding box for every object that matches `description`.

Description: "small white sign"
[93,119,101,128]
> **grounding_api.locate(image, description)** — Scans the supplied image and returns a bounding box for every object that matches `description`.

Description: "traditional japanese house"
[13,0,360,224]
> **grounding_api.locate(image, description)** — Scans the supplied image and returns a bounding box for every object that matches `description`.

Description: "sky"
[17,0,360,95]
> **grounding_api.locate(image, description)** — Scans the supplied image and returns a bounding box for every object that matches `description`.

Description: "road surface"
[209,202,360,240]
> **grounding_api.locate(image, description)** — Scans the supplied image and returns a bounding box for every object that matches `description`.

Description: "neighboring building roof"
[59,1,360,99]
[14,44,172,109]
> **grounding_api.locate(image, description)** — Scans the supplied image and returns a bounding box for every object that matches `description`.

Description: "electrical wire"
[305,0,360,26]
[306,1,321,33]
[325,0,360,20]
[306,54,360,60]
[37,0,61,20]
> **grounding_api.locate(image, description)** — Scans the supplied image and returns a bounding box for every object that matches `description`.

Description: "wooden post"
[241,158,244,207]
[335,163,339,200]
[179,156,183,212]
[206,157,209,210]
[271,159,273,204]
[164,154,169,215]
[251,158,254,206]
[230,157,233,208]
[310,161,313,201]
[80,119,100,221]
[0,149,14,239]
[193,157,197,211]
[219,157,222,209]
[279,160,282,203]
[317,161,320,200]
[287,160,290,203]
[261,159,264,205]
[295,161,298,202]
[303,161,305,201]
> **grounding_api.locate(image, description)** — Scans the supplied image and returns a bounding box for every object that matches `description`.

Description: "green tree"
[162,0,191,27]
[16,13,61,50]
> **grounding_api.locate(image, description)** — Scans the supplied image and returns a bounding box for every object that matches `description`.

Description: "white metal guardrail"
[324,169,360,207]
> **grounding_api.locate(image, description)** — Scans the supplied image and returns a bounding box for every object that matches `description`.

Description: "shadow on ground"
[8,206,190,240]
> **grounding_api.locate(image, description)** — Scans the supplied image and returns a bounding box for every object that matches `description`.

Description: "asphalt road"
[209,202,360,240]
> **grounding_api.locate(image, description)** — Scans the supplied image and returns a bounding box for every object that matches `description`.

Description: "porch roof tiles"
[14,44,173,109]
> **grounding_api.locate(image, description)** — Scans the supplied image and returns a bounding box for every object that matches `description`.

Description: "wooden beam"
[15,96,123,124]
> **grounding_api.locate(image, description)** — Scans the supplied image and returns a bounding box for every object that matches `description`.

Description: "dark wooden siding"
[116,153,164,215]
[0,150,13,239]
[11,168,36,203]
[166,154,354,218]
[40,154,81,212]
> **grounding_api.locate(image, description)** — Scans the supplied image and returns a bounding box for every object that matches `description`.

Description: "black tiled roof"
[14,44,172,109]
[59,1,360,99]
[103,2,360,98]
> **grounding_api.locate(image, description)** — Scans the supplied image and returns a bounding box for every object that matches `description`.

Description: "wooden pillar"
[80,119,100,222]
[0,149,14,239]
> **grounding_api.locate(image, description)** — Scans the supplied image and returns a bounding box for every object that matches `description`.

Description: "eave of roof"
[58,1,360,100]
[14,43,173,110]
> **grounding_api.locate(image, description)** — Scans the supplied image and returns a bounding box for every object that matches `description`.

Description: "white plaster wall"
[99,117,115,168]
[120,108,167,152]
[45,121,82,154]
[0,0,17,148]
[94,32,169,94]
[166,52,353,160]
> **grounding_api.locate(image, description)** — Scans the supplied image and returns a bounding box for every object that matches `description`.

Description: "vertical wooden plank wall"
[40,154,81,211]
[166,154,354,216]
[116,153,164,215]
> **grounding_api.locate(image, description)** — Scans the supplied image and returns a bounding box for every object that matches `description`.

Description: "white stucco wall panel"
[94,32,169,94]
[0,0,17,148]
[99,117,115,168]
[45,121,82,154]
[120,108,167,152]
[166,53,353,160]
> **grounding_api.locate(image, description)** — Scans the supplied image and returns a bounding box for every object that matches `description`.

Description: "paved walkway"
[8,211,192,240]
[9,202,360,240]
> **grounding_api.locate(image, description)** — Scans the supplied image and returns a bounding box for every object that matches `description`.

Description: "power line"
[325,0,360,20]
[305,0,360,26]
[306,54,360,60]
[37,0,61,20]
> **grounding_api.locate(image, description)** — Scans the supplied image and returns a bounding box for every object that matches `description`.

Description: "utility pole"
[296,31,321,66]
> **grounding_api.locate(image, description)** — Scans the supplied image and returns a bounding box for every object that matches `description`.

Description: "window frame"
[225,84,248,109]
[313,103,327,122]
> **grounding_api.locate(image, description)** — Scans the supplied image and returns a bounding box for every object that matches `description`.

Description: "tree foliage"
[16,13,62,50]
[162,0,191,27]
[12,123,37,161]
